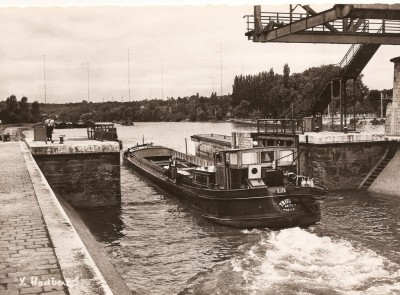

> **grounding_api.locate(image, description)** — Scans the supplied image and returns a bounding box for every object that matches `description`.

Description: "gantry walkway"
[279,42,380,120]
[245,4,400,130]
[245,4,400,44]
[0,141,113,295]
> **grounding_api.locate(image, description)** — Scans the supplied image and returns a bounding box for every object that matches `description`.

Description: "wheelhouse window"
[278,150,294,164]
[229,153,238,165]
[216,153,223,164]
[261,151,275,163]
[242,152,258,165]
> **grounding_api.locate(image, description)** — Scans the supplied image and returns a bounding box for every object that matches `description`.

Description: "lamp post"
[220,43,223,96]
[87,62,90,102]
[43,55,47,104]
[128,49,131,102]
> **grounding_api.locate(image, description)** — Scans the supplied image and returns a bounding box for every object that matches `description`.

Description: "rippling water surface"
[56,123,400,295]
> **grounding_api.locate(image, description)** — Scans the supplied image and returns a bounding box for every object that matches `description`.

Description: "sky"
[0,1,399,104]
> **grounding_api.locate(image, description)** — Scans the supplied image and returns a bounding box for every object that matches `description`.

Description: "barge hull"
[124,155,321,229]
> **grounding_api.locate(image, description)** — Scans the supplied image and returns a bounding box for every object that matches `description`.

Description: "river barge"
[123,143,327,228]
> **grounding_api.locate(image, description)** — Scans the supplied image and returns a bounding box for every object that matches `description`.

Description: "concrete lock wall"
[385,57,400,136]
[34,153,121,208]
[299,142,388,190]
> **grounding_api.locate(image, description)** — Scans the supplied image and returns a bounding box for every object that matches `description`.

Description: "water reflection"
[315,190,400,264]
[115,164,252,295]
[76,205,125,247]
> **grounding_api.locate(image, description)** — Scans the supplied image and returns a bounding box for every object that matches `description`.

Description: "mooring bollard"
[344,126,348,134]
[59,135,65,144]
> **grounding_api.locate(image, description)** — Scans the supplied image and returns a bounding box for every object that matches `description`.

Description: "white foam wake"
[232,227,400,295]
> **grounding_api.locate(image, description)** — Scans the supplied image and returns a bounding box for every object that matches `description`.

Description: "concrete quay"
[298,131,386,144]
[24,136,121,209]
[26,137,121,155]
[0,141,114,295]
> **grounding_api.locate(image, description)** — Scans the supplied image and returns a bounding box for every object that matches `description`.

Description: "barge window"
[242,152,258,165]
[261,151,274,163]
[229,153,238,165]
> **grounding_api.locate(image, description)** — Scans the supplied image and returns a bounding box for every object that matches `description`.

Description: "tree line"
[231,63,388,118]
[0,95,41,123]
[0,64,392,124]
[38,92,231,124]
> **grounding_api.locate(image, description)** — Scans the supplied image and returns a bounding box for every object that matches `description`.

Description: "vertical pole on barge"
[185,138,188,155]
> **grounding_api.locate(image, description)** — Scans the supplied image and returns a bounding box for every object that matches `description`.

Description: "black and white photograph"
[1,1,400,294]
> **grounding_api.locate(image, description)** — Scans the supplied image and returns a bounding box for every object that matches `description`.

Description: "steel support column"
[340,79,343,131]
[339,79,349,131]
[330,80,334,129]
[353,78,357,130]
[343,79,347,128]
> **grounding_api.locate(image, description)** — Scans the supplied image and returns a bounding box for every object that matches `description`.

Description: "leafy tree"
[215,107,225,120]
[0,109,10,123]
[20,96,29,113]
[197,110,209,121]
[31,101,40,116]
[283,63,290,88]
[346,75,369,115]
[6,95,18,114]
[367,89,381,113]
[189,109,197,121]
[382,88,393,99]
[233,100,251,118]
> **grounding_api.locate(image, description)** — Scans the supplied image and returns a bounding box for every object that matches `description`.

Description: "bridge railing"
[87,123,118,142]
[256,119,304,135]
[244,11,400,38]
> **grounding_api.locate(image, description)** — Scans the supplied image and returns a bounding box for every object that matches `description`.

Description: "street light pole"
[43,55,47,104]
[128,49,131,102]
[87,62,90,102]
[220,43,223,96]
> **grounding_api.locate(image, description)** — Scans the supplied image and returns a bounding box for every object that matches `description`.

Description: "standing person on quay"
[45,115,55,143]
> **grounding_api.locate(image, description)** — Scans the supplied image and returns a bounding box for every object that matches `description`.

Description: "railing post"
[343,79,347,128]
[254,5,263,35]
[292,120,295,135]
[291,102,294,118]
[340,79,344,131]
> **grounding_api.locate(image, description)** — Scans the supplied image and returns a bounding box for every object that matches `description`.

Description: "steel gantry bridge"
[244,4,400,130]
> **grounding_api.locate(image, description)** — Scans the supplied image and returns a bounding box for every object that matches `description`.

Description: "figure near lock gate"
[44,115,55,143]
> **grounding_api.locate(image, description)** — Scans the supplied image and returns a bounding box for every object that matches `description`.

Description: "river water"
[53,122,400,295]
